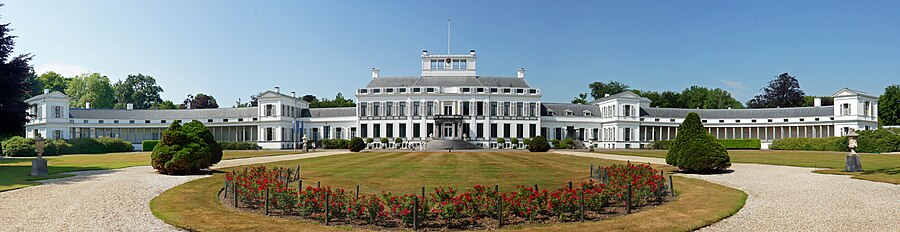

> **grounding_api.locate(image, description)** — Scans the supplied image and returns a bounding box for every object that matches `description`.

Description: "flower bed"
[222,163,671,230]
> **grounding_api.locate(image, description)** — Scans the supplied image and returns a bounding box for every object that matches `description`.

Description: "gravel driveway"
[0,151,347,232]
[555,151,900,231]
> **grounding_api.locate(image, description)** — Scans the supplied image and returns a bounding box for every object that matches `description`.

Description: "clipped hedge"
[220,141,261,150]
[320,139,349,149]
[650,140,672,150]
[770,137,849,152]
[348,137,365,152]
[142,140,160,151]
[719,139,761,150]
[856,129,900,153]
[1,136,132,157]
[527,136,551,152]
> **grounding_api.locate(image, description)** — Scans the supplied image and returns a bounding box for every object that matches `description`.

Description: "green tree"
[348,137,365,152]
[527,136,551,152]
[0,9,34,137]
[588,81,630,100]
[803,96,834,107]
[747,73,805,108]
[35,71,69,95]
[150,100,178,110]
[309,92,356,108]
[666,112,731,172]
[113,73,163,109]
[66,73,116,109]
[879,85,900,127]
[680,86,743,109]
[571,93,589,104]
[181,93,218,109]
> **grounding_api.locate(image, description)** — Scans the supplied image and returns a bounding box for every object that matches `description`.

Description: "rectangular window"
[476,88,485,93]
[360,124,368,137]
[399,102,407,116]
[350,127,357,138]
[490,123,498,138]
[427,123,434,138]
[385,88,394,93]
[413,123,421,138]
[54,106,61,118]
[335,128,342,139]
[398,88,406,93]
[516,102,524,116]
[373,124,381,138]
[413,102,420,116]
[503,123,511,138]
[373,102,381,116]
[360,103,367,116]
[503,88,511,93]
[386,123,393,138]
[265,104,274,116]
[323,126,331,139]
[516,124,524,138]
[530,124,537,138]
[477,123,484,138]
[476,101,485,116]
[503,102,510,116]
[386,102,393,116]
[426,102,434,116]
[462,102,470,115]
[529,103,537,117]
[266,128,274,141]
[53,130,61,139]
[413,87,421,93]
[399,123,406,138]
[490,102,497,116]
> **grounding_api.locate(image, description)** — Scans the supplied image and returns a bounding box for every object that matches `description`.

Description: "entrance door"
[443,123,454,139]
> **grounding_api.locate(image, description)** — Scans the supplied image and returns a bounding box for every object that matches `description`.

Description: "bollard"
[233,181,238,207]
[265,187,270,215]
[569,181,573,189]
[495,185,499,193]
[669,174,675,196]
[590,163,594,179]
[579,189,585,222]
[325,193,330,226]
[413,197,419,230]
[299,179,303,191]
[356,185,360,199]
[626,184,632,214]
[317,181,321,189]
[534,184,538,192]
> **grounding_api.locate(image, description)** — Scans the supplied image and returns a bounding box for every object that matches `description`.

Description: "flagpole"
[447,18,451,55]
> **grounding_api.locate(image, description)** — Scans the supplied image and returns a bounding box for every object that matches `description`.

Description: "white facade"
[23,50,879,150]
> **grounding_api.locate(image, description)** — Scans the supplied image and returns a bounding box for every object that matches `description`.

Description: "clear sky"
[4,0,899,106]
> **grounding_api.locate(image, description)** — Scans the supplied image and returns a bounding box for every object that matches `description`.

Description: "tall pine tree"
[0,5,34,137]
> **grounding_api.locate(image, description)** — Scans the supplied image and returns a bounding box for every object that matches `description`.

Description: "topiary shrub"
[528,136,551,152]
[719,139,761,150]
[142,140,160,151]
[666,112,731,172]
[380,138,389,144]
[349,137,365,152]
[365,138,374,144]
[151,120,223,174]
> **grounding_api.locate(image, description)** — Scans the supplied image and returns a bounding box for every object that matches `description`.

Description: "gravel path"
[555,151,900,231]
[0,151,347,232]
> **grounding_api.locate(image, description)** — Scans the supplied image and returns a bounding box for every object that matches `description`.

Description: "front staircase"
[425,140,480,150]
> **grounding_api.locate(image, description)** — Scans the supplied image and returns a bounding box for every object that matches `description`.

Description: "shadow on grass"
[673,169,735,175]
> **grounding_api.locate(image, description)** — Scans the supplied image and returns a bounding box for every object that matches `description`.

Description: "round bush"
[151,120,223,174]
[349,137,365,152]
[528,136,551,152]
[666,112,731,172]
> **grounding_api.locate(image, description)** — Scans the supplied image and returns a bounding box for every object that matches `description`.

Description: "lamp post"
[31,134,48,176]
[845,129,862,172]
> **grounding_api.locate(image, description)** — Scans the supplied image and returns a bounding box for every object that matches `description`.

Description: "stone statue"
[302,134,309,153]
[31,134,48,176]
[845,129,862,172]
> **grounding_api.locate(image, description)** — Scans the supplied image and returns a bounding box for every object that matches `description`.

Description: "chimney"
[422,50,428,56]
[516,67,525,79]
[291,91,296,98]
[85,102,91,109]
[126,103,134,110]
[275,86,280,93]
[371,68,380,79]
[814,97,822,107]
[469,49,476,56]
[43,89,49,94]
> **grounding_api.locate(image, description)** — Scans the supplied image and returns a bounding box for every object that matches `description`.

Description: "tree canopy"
[879,85,900,127]
[588,81,630,100]
[747,73,805,108]
[34,71,69,95]
[66,73,116,109]
[113,73,163,109]
[181,93,219,109]
[571,93,589,104]
[0,11,34,137]
[308,93,356,108]
[151,100,178,110]
[633,86,743,109]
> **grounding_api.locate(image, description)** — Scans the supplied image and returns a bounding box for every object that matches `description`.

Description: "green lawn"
[597,149,900,184]
[0,150,302,192]
[151,152,747,232]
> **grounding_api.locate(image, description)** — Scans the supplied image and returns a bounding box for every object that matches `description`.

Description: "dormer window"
[385,88,394,93]
[490,88,498,93]
[565,110,574,116]
[398,88,407,93]
[462,87,470,93]
[583,110,592,116]
[426,87,435,93]
[358,89,368,94]
[529,89,537,94]
[516,89,524,94]
[477,88,485,93]
[548,110,556,116]
[372,88,381,94]
[413,88,421,93]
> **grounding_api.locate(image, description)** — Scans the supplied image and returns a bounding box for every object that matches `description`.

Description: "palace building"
[23,49,879,150]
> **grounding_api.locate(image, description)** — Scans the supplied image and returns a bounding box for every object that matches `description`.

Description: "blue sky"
[4,0,899,105]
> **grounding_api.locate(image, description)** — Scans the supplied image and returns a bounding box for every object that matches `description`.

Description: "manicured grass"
[597,149,900,184]
[0,150,302,192]
[151,152,746,231]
